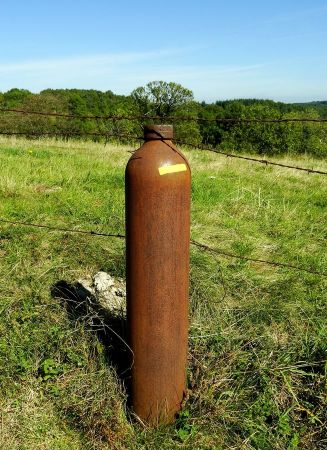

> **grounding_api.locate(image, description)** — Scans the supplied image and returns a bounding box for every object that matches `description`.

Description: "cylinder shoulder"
[126,141,191,179]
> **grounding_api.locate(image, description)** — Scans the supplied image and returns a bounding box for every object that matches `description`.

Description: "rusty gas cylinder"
[125,124,191,425]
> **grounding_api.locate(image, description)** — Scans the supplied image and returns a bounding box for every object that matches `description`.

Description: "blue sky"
[0,0,326,102]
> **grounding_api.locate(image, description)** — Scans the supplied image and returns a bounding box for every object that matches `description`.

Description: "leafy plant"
[175,409,197,442]
[39,358,61,381]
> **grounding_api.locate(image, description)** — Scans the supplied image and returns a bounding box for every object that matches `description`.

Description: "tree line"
[0,82,326,157]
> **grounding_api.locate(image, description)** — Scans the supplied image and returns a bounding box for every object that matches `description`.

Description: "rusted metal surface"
[125,125,191,425]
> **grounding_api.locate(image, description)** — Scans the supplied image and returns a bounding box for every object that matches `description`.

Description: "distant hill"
[295,101,327,105]
[293,101,327,118]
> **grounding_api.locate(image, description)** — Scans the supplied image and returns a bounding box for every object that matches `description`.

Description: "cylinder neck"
[144,124,173,141]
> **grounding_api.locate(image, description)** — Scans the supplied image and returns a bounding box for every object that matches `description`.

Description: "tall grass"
[0,137,326,449]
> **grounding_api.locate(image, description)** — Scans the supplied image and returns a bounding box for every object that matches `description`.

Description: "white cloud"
[0,49,181,74]
[0,50,325,102]
[0,50,266,97]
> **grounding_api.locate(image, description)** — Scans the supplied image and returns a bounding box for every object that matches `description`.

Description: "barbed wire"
[1,218,326,277]
[0,130,143,142]
[191,239,326,277]
[173,139,327,175]
[0,218,124,238]
[0,130,326,175]
[1,107,327,123]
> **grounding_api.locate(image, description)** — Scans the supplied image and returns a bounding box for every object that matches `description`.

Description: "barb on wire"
[1,107,327,124]
[0,218,125,238]
[0,130,325,175]
[190,239,327,277]
[1,218,326,277]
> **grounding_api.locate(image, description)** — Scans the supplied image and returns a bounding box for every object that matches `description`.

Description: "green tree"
[130,81,201,144]
[2,88,32,108]
[131,81,194,118]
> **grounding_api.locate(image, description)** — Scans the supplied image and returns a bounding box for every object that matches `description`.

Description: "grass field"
[0,136,326,450]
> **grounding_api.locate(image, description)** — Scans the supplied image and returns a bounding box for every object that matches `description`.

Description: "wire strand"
[191,239,327,277]
[174,139,327,175]
[0,218,125,238]
[1,107,327,123]
[1,218,325,277]
[0,131,325,175]
[0,130,143,141]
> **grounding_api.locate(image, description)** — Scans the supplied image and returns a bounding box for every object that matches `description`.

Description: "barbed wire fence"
[0,108,326,279]
[0,218,326,277]
[2,107,327,123]
[1,107,327,174]
[1,130,326,174]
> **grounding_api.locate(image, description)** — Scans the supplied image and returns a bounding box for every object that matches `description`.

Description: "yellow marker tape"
[159,163,187,175]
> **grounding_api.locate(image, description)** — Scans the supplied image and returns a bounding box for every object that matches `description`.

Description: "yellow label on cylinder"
[158,163,187,175]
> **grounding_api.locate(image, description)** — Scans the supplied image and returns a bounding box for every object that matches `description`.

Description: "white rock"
[93,271,115,293]
[78,272,126,315]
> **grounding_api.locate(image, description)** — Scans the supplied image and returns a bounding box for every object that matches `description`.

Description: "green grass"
[0,136,326,449]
